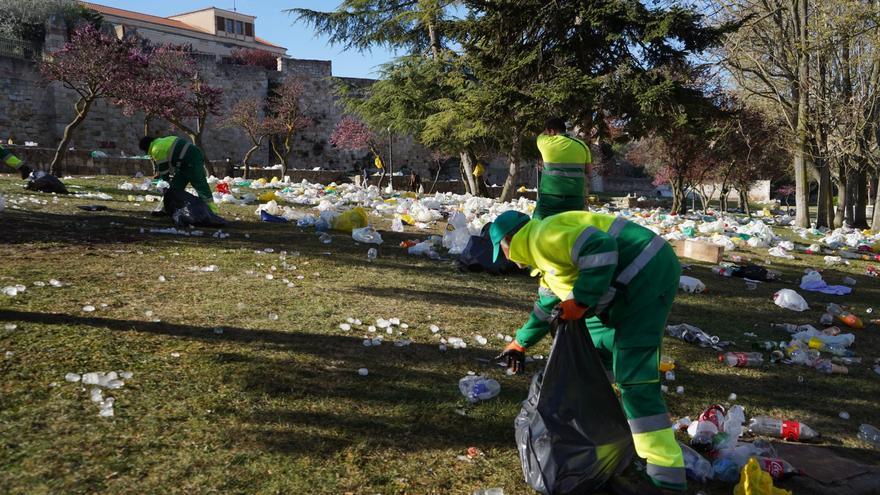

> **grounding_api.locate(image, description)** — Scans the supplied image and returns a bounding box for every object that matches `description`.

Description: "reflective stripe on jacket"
[148,137,193,176]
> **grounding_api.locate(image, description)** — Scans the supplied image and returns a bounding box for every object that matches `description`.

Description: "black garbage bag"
[732,264,775,281]
[162,189,227,227]
[457,222,519,275]
[515,317,635,494]
[25,174,69,194]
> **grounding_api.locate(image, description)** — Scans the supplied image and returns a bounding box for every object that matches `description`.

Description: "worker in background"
[535,117,591,219]
[1,145,33,179]
[473,160,489,197]
[138,136,218,213]
[408,170,421,193]
[491,210,685,492]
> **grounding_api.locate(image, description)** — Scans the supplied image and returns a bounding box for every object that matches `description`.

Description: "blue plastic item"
[260,210,288,223]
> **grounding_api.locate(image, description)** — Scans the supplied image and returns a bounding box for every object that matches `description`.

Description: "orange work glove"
[494,341,526,374]
[560,299,589,321]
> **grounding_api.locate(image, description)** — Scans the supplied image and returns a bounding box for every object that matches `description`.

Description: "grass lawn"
[1,175,878,494]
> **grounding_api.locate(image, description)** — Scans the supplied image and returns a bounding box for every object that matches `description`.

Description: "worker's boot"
[18,164,32,180]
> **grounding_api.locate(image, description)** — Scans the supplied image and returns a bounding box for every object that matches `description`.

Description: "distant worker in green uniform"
[473,160,489,197]
[1,145,33,179]
[139,136,218,213]
[492,210,685,492]
[534,117,591,219]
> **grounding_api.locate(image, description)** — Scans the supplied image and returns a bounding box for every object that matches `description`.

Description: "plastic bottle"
[749,416,819,441]
[318,233,332,244]
[814,359,849,374]
[756,456,798,479]
[367,248,377,262]
[752,341,783,351]
[858,424,880,448]
[659,356,676,372]
[473,489,504,495]
[679,442,713,482]
[712,266,733,277]
[826,303,864,329]
[712,457,740,482]
[458,376,501,403]
[719,352,764,367]
[807,338,854,357]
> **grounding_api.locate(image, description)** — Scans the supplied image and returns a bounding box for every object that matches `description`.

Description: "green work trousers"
[533,193,584,220]
[168,147,212,204]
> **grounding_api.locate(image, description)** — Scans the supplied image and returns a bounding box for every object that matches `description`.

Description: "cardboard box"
[670,239,724,264]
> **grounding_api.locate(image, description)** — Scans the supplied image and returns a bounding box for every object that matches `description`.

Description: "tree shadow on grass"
[0,309,527,456]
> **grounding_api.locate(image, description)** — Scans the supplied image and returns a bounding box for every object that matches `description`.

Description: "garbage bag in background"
[332,207,368,232]
[25,173,69,194]
[515,317,634,494]
[162,189,227,227]
[458,223,518,275]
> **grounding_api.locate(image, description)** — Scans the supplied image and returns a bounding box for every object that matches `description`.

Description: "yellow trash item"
[659,356,675,373]
[258,191,278,202]
[270,176,280,183]
[332,207,368,232]
[517,186,527,193]
[400,213,415,226]
[733,458,791,495]
[402,191,417,199]
[762,208,771,218]
[255,178,268,185]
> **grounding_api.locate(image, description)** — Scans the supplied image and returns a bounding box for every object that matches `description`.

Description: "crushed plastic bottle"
[749,416,818,441]
[858,424,880,448]
[712,266,734,277]
[719,352,764,367]
[318,232,332,244]
[679,442,713,482]
[826,303,863,329]
[712,457,740,482]
[458,375,500,403]
[367,247,377,262]
[473,489,504,495]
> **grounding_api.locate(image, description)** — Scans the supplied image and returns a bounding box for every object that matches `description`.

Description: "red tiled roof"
[80,2,286,51]
[80,2,212,34]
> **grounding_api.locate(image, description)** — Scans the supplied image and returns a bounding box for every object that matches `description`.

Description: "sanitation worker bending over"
[491,210,685,492]
[139,136,218,213]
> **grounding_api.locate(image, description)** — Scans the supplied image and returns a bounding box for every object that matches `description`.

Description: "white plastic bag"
[773,289,809,312]
[679,275,706,294]
[352,226,383,245]
[768,246,795,259]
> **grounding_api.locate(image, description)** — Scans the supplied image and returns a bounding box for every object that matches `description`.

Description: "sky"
[90,0,397,78]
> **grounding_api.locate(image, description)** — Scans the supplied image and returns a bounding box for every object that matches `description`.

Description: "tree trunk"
[872,175,880,232]
[793,0,811,228]
[834,172,846,228]
[427,21,441,60]
[854,169,869,228]
[49,97,93,176]
[243,143,260,179]
[143,115,152,137]
[459,150,478,195]
[816,164,833,228]
[739,188,751,217]
[671,175,685,215]
[499,126,522,202]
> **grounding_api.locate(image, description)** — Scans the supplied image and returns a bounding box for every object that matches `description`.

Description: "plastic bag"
[733,457,792,495]
[352,226,383,245]
[773,289,808,312]
[163,189,227,227]
[458,375,500,403]
[679,275,706,293]
[332,207,368,232]
[26,174,69,194]
[515,317,634,494]
[443,212,472,255]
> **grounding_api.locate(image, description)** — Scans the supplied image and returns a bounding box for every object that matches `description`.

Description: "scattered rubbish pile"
[64,370,133,417]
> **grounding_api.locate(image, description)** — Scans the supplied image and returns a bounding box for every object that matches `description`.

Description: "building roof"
[170,7,255,20]
[80,2,285,51]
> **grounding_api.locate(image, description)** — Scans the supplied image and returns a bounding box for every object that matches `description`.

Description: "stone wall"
[0,25,436,178]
